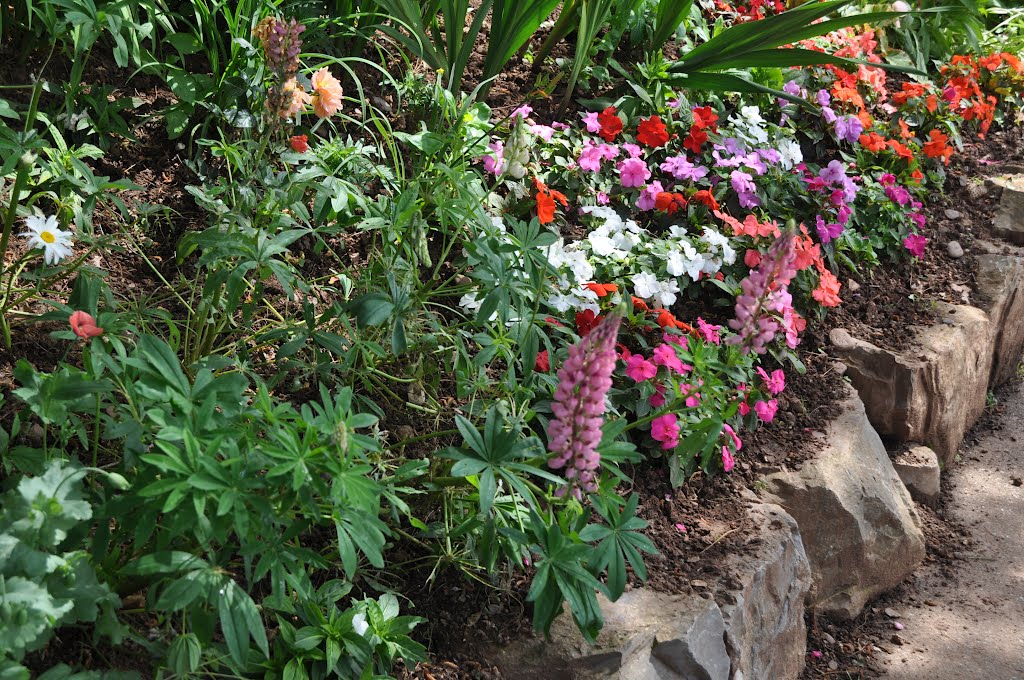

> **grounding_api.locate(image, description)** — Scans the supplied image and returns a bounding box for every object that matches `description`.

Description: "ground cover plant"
[0,0,1022,677]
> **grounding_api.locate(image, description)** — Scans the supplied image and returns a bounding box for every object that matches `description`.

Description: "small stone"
[848,279,861,292]
[944,209,962,219]
[690,579,708,589]
[891,634,906,645]
[828,660,839,671]
[924,600,938,606]
[884,608,901,618]
[822,632,836,645]
[947,240,964,259]
[1012,477,1023,487]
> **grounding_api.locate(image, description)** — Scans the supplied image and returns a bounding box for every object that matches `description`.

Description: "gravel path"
[883,381,1024,680]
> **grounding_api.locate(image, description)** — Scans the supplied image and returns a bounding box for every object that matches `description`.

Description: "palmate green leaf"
[579,494,658,599]
[218,579,269,666]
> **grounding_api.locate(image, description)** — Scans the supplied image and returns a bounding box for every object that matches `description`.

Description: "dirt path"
[882,381,1024,679]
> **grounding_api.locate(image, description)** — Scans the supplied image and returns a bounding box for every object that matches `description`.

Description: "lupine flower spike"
[547,314,622,498]
[727,231,798,354]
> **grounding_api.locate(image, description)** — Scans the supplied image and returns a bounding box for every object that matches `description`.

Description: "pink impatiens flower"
[754,399,778,423]
[637,181,664,211]
[651,413,680,450]
[625,354,657,382]
[756,367,786,395]
[650,383,667,407]
[70,311,103,339]
[721,446,736,472]
[696,317,721,345]
[652,343,685,374]
[617,157,651,188]
[581,110,601,133]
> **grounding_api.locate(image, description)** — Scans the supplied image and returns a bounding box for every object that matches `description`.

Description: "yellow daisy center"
[40,231,56,244]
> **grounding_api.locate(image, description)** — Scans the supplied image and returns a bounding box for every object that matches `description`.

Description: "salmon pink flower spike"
[547,315,622,497]
[310,67,344,119]
[69,311,103,339]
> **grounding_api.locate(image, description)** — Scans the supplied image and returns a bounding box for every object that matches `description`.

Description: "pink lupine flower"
[757,367,786,395]
[651,413,680,450]
[727,232,798,355]
[625,354,658,382]
[618,158,651,188]
[547,315,622,496]
[754,399,778,422]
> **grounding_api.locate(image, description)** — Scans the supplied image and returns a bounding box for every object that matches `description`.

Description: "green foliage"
[0,461,123,674]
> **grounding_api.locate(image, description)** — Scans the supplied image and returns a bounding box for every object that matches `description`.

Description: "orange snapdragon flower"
[310,68,344,119]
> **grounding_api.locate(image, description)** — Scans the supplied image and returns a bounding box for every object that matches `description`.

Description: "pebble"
[884,607,902,618]
[947,240,964,258]
[828,661,839,671]
[944,209,962,219]
[847,279,861,292]
[822,632,837,645]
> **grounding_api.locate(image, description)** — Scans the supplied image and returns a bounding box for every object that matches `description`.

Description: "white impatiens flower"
[777,138,804,170]
[352,611,369,636]
[655,278,680,307]
[632,272,660,300]
[21,214,73,264]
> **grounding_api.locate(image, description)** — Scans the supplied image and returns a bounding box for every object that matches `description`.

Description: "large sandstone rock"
[974,250,1024,386]
[762,388,925,619]
[830,303,993,465]
[719,503,812,680]
[991,174,1024,246]
[487,504,811,680]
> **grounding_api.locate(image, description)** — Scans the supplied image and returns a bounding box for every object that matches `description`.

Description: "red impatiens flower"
[636,115,669,147]
[692,106,718,131]
[290,134,309,152]
[597,106,623,142]
[858,132,886,152]
[70,311,104,339]
[535,350,550,372]
[683,126,708,153]
[575,308,604,336]
[922,129,954,165]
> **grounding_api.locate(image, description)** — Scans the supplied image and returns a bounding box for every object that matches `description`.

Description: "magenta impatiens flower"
[652,343,686,374]
[650,413,680,450]
[625,354,657,382]
[721,446,736,472]
[547,315,622,495]
[696,317,721,345]
[904,233,927,258]
[618,157,651,188]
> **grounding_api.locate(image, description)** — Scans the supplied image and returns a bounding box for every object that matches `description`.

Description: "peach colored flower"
[310,68,343,119]
[70,311,103,339]
[276,77,311,119]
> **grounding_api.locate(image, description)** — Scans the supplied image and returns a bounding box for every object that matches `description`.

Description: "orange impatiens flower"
[812,267,842,308]
[922,129,954,165]
[310,67,344,119]
[691,189,719,211]
[897,119,915,141]
[585,282,619,298]
[655,192,688,215]
[886,139,915,162]
[859,132,886,152]
[533,177,568,224]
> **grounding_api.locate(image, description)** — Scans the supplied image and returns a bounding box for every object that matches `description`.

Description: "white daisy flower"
[21,214,73,264]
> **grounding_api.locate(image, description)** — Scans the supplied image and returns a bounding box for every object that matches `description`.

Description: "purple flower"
[885,184,911,206]
[731,170,756,195]
[816,89,831,106]
[815,215,843,244]
[547,315,622,496]
[834,115,864,144]
[738,191,762,209]
[637,180,664,211]
[661,155,709,181]
[819,160,846,185]
[821,106,838,124]
[783,80,805,97]
[618,157,651,188]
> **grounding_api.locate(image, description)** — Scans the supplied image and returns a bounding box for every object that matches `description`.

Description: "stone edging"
[488,176,1024,679]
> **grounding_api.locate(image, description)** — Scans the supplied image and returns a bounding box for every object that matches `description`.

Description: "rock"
[829,307,993,466]
[762,387,925,619]
[944,209,962,220]
[992,175,1024,246]
[892,445,941,506]
[719,503,812,680]
[946,240,964,259]
[847,279,861,292]
[487,589,731,680]
[974,252,1024,387]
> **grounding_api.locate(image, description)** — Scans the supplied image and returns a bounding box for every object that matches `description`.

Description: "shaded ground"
[880,378,1024,680]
